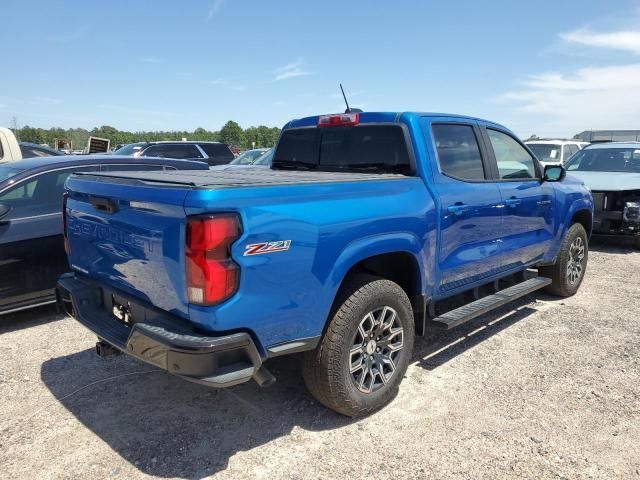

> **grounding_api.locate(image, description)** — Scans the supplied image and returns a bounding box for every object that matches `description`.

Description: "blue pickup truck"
[57,112,593,416]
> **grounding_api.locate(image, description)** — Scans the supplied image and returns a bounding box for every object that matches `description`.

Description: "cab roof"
[283,111,509,130]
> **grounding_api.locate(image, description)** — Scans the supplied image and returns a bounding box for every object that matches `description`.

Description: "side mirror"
[0,203,11,221]
[544,165,566,182]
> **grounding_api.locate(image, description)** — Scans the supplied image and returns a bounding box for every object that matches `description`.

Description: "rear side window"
[431,124,485,181]
[487,129,537,180]
[142,144,203,160]
[564,144,579,160]
[273,125,411,174]
[199,143,234,159]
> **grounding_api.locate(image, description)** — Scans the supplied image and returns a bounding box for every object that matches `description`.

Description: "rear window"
[199,143,234,159]
[273,125,411,174]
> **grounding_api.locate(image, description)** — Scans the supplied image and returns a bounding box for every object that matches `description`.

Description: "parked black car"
[19,142,65,158]
[114,141,235,166]
[0,155,209,315]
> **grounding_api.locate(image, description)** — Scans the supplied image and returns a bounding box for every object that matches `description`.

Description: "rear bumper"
[56,273,268,388]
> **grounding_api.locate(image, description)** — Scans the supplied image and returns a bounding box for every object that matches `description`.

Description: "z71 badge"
[244,240,291,256]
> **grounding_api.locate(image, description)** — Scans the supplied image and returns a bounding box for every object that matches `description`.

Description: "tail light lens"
[62,193,69,255]
[186,214,241,305]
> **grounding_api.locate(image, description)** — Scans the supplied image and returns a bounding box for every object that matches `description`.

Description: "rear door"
[423,119,505,296]
[480,126,555,266]
[0,167,96,310]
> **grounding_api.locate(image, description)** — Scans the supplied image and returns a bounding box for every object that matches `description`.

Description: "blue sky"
[1,0,639,137]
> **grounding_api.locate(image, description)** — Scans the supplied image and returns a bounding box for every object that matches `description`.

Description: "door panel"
[0,167,97,310]
[0,215,64,308]
[498,181,555,265]
[437,182,505,292]
[483,128,555,266]
[424,120,506,295]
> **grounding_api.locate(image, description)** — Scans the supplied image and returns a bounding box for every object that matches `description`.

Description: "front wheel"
[302,275,414,417]
[539,222,589,297]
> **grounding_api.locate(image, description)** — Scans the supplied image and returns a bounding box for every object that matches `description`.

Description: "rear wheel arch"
[329,251,425,336]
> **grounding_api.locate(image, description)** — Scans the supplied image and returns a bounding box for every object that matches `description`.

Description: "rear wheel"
[539,223,588,297]
[302,275,414,417]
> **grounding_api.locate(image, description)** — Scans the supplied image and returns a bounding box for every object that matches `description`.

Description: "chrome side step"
[431,277,551,330]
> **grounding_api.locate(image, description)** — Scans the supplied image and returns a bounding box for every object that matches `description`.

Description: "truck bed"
[75,167,407,189]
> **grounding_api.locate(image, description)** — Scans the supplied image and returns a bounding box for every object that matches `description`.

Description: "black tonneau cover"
[75,167,407,189]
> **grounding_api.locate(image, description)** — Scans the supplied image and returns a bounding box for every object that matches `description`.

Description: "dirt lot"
[1,239,639,480]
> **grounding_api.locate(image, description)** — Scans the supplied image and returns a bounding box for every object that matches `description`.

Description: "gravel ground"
[1,239,639,479]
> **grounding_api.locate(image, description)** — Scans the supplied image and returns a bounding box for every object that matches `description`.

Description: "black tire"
[302,275,414,417]
[539,223,589,297]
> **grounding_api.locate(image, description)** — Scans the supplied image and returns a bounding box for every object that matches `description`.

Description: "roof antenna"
[340,83,362,114]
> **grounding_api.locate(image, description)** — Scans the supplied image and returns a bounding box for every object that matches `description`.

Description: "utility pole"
[10,116,19,141]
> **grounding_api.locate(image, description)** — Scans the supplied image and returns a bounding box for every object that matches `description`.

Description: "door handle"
[505,197,521,208]
[447,203,468,216]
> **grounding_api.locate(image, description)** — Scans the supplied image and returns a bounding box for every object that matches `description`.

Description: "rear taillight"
[62,193,69,255]
[317,113,359,127]
[186,214,241,305]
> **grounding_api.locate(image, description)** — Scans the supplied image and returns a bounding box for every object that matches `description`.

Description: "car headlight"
[623,201,640,222]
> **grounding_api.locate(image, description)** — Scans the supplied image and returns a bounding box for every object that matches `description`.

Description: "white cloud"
[207,0,226,21]
[498,64,640,135]
[274,59,312,81]
[560,29,640,55]
[141,57,164,64]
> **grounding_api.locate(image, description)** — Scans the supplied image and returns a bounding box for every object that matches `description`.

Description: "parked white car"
[525,140,588,166]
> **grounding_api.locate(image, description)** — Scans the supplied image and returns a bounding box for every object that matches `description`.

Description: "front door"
[425,120,506,297]
[482,127,555,266]
[0,168,82,311]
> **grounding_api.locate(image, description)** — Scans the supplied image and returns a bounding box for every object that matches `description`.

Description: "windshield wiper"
[272,160,317,171]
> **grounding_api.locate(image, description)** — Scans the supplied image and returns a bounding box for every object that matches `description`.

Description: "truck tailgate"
[65,174,192,318]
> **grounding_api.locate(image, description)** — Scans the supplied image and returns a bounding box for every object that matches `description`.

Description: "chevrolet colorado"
[57,112,593,416]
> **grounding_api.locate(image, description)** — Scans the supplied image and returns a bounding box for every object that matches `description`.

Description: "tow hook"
[252,365,276,387]
[95,340,122,358]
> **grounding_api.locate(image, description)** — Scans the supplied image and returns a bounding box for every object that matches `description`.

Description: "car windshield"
[0,164,25,183]
[566,147,640,173]
[114,143,145,155]
[527,144,563,162]
[253,149,273,165]
[231,149,267,165]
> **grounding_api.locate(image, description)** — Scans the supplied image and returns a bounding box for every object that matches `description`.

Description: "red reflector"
[318,113,359,127]
[186,215,241,305]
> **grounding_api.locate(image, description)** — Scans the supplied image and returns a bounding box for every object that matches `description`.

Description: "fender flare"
[563,197,594,237]
[545,197,593,264]
[329,231,426,296]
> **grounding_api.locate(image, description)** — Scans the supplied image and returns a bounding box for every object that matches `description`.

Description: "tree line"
[14,121,280,150]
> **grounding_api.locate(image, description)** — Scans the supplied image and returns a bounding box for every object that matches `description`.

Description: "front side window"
[0,170,72,219]
[488,129,537,180]
[431,124,485,181]
[142,144,203,159]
